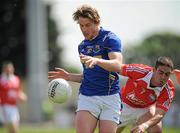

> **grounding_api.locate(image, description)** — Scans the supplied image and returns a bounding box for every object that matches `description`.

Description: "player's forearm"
[18,91,27,101]
[68,73,83,83]
[96,59,122,72]
[142,113,164,130]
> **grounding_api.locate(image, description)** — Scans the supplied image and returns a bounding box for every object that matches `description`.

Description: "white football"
[48,78,72,103]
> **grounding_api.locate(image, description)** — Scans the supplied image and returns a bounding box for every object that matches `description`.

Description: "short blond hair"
[73,4,100,24]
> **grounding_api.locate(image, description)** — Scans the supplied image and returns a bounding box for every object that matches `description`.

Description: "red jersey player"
[0,61,27,133]
[117,56,175,133]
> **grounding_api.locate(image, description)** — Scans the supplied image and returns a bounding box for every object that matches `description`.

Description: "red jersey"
[121,64,175,112]
[0,74,21,105]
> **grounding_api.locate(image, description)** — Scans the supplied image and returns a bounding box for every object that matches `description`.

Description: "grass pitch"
[0,126,180,133]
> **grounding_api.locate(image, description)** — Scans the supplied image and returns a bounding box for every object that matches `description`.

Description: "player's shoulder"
[166,79,175,90]
[100,27,119,40]
[121,64,152,78]
[78,40,86,49]
[162,79,175,96]
[123,64,152,71]
[12,75,20,81]
[162,79,175,100]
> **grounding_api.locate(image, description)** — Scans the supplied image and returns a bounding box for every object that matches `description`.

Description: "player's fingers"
[79,54,85,59]
[79,54,85,58]
[84,59,92,68]
[88,61,95,68]
[54,68,65,72]
[48,75,57,80]
[54,67,63,70]
[48,71,59,76]
[81,57,88,62]
[81,55,91,60]
[131,127,139,133]
[85,59,92,64]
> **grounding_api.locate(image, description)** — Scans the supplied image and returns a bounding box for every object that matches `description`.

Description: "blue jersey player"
[48,4,123,133]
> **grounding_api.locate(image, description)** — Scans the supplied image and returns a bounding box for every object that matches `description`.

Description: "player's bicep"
[108,52,123,72]
[108,52,123,62]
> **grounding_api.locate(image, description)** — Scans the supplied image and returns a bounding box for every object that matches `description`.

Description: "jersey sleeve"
[78,41,84,54]
[156,80,175,112]
[121,64,152,79]
[104,32,122,53]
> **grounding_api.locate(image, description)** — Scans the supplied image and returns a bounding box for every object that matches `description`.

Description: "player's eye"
[158,71,164,75]
[165,72,171,77]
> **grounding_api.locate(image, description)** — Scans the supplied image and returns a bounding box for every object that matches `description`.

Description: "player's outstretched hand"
[131,123,147,133]
[48,68,70,81]
[18,91,27,102]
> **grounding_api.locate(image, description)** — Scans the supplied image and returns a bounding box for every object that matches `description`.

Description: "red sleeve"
[121,64,152,80]
[156,80,175,112]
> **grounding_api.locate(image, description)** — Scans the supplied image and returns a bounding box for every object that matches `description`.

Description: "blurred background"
[0,0,180,132]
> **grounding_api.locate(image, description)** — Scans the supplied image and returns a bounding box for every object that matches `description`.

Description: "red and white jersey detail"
[0,74,20,105]
[121,64,175,112]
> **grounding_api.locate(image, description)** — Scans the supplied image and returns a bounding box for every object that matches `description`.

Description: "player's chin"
[84,35,93,40]
[159,81,166,87]
[85,37,90,40]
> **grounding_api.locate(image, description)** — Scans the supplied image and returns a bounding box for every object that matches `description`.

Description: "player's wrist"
[66,74,71,81]
[142,123,149,129]
[96,58,103,65]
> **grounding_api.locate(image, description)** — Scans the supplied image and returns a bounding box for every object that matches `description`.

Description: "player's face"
[152,66,172,87]
[3,64,14,75]
[78,17,99,40]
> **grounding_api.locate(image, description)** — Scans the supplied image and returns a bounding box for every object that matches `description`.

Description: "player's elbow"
[113,60,122,72]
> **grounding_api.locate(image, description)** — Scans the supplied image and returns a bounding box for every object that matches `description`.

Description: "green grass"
[0,126,180,133]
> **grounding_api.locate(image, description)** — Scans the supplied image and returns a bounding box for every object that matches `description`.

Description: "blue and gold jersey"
[78,27,122,96]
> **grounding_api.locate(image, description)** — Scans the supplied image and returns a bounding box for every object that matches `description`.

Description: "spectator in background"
[0,61,27,133]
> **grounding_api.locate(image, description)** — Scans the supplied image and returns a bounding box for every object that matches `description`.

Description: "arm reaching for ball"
[48,68,83,83]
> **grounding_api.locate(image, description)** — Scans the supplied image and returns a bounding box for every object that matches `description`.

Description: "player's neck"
[89,27,100,41]
[150,83,156,88]
[150,78,158,88]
